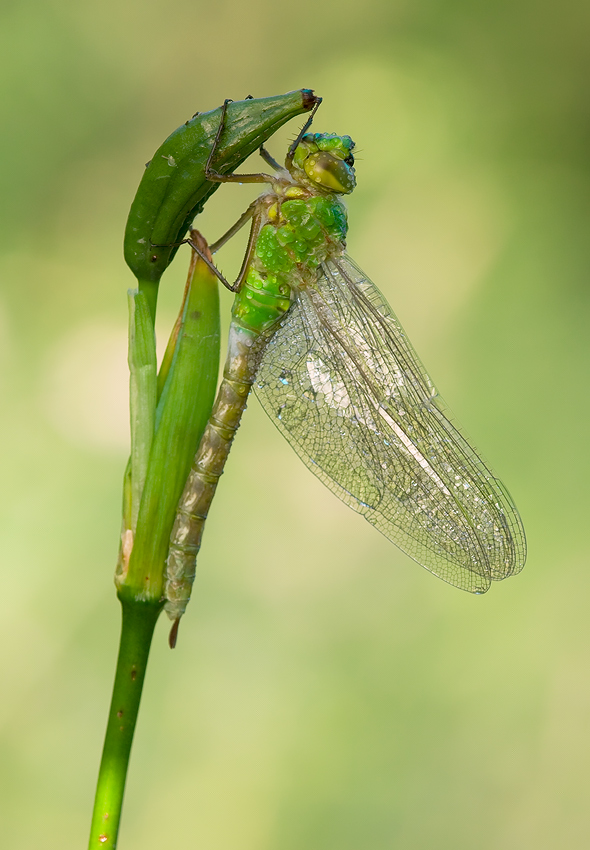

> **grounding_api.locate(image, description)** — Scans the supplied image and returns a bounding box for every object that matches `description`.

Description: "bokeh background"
[1,0,589,847]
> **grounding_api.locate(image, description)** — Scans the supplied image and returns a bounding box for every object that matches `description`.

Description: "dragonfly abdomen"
[165,328,258,625]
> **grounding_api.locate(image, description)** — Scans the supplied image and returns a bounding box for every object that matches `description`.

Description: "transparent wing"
[254,255,526,593]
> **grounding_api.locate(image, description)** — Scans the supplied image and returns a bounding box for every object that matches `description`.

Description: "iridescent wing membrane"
[254,255,526,593]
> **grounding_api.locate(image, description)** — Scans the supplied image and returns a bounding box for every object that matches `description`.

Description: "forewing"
[254,254,526,593]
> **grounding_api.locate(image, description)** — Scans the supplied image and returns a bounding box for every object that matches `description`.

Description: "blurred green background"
[1,0,589,847]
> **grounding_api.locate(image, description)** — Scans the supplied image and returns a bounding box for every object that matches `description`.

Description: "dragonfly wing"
[254,254,526,593]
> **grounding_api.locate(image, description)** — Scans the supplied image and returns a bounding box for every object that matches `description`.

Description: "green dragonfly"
[164,99,526,643]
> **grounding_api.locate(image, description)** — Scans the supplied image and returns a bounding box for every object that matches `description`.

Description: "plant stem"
[88,599,161,849]
[137,279,158,326]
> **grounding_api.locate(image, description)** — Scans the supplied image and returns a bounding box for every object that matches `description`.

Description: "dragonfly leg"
[152,199,261,292]
[151,201,255,258]
[205,98,275,186]
[258,144,283,171]
[230,207,266,292]
[184,233,235,291]
[186,204,264,293]
[285,96,323,165]
[209,201,257,254]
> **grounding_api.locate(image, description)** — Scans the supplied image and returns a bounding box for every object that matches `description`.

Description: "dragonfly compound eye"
[303,151,356,194]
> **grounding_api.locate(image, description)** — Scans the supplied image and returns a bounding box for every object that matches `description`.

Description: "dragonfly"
[164,98,526,645]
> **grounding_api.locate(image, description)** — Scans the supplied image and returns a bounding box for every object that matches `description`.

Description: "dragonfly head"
[288,133,356,194]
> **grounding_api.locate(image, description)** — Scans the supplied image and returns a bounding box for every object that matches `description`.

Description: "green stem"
[137,278,159,326]
[88,599,162,849]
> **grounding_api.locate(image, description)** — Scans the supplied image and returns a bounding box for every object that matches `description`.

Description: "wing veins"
[253,256,526,590]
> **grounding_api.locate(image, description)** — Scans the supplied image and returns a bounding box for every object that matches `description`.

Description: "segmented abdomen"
[165,351,252,621]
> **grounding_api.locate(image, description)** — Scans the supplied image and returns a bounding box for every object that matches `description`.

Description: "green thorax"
[232,191,349,334]
[231,131,356,336]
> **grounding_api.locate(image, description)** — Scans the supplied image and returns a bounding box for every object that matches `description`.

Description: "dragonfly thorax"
[230,134,354,341]
[232,187,349,335]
